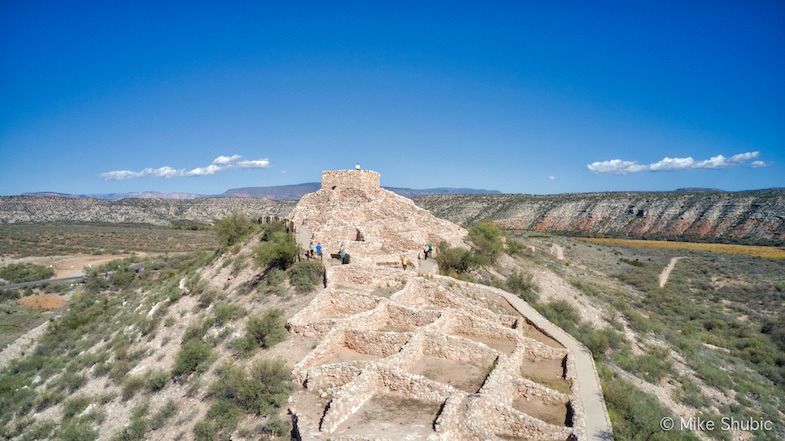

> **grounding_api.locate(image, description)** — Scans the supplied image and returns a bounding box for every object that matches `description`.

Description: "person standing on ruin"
[309,241,315,259]
[355,163,360,171]
[316,242,322,260]
[423,244,430,260]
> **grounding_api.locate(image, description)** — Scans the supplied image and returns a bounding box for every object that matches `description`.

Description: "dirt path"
[659,257,684,288]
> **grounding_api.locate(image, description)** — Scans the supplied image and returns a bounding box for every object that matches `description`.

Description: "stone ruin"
[286,170,589,440]
[288,170,466,267]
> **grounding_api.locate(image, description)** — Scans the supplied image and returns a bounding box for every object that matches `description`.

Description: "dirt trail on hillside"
[659,257,685,288]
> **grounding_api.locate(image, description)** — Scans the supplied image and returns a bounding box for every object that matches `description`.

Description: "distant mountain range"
[21,184,502,201]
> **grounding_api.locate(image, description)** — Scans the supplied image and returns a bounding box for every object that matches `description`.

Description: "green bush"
[258,268,286,295]
[468,221,504,264]
[289,260,324,292]
[109,267,136,289]
[246,309,287,349]
[62,395,91,419]
[505,239,525,256]
[147,370,169,392]
[435,241,480,275]
[506,270,538,303]
[254,232,299,270]
[215,212,255,246]
[602,372,699,441]
[615,346,674,383]
[121,376,147,401]
[173,340,214,376]
[209,358,293,415]
[539,300,581,333]
[58,417,97,441]
[0,263,54,283]
[213,302,247,324]
[149,399,177,430]
[194,399,243,441]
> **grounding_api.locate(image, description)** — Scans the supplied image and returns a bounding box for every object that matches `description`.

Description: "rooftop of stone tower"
[321,170,381,191]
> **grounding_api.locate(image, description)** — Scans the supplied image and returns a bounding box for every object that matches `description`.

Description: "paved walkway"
[482,284,614,440]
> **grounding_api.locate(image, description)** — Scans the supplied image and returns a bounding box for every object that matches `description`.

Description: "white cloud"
[750,160,768,168]
[587,151,761,174]
[100,155,270,180]
[548,176,556,180]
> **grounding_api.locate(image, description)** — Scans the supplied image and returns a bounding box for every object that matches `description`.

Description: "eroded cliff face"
[414,190,785,243]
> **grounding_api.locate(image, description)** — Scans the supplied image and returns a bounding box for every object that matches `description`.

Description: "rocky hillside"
[0,197,296,226]
[414,189,785,244]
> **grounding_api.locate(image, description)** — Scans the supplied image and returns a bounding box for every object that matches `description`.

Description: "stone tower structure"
[288,169,466,266]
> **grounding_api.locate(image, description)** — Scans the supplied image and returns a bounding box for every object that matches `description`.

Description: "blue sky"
[1,1,783,195]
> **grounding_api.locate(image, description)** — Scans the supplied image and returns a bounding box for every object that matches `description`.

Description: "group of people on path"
[307,241,323,260]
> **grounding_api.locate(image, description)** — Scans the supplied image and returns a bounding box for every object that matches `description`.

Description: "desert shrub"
[109,266,136,289]
[620,257,645,267]
[254,231,299,270]
[34,388,65,411]
[194,399,243,441]
[58,417,97,441]
[246,358,293,413]
[505,239,525,256]
[289,260,324,292]
[53,372,84,393]
[602,373,699,441]
[213,302,247,324]
[18,419,56,441]
[436,241,480,275]
[149,399,177,430]
[506,270,538,303]
[615,346,674,383]
[209,359,293,415]
[215,212,255,246]
[246,309,287,349]
[0,288,21,301]
[257,221,286,240]
[111,401,149,441]
[675,378,710,408]
[181,319,211,344]
[147,370,169,392]
[173,340,214,376]
[258,268,286,295]
[121,376,147,401]
[0,263,54,283]
[62,395,91,419]
[539,300,581,333]
[262,414,292,437]
[468,221,504,264]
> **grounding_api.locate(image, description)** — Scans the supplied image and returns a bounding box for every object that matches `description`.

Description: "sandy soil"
[19,293,67,310]
[0,254,137,278]
[410,356,491,393]
[333,394,442,440]
[521,357,571,395]
[512,397,570,427]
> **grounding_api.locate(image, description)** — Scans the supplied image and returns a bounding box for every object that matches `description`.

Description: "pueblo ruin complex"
[285,170,610,440]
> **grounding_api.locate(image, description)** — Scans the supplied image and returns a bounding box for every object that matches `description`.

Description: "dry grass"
[578,237,785,259]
